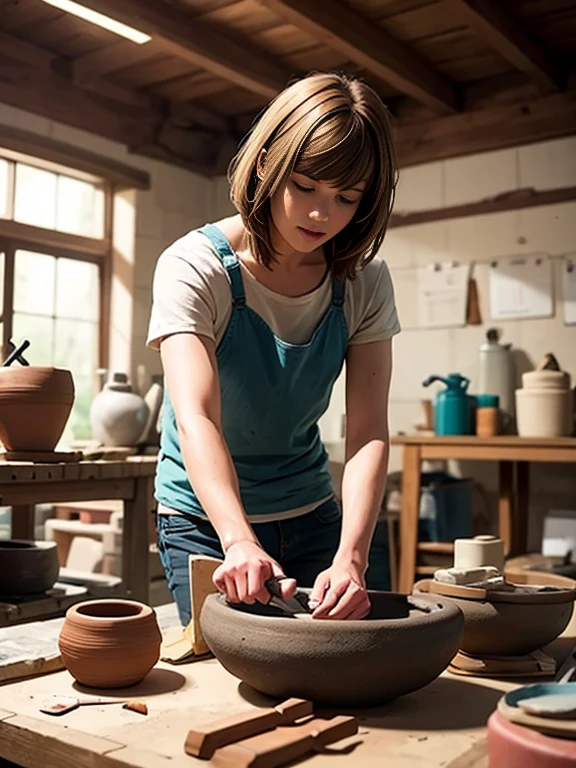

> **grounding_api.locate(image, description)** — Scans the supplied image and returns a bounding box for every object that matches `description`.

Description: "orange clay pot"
[58,599,162,688]
[0,366,75,450]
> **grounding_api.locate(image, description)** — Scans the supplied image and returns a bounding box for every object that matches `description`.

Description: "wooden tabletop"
[392,435,576,448]
[0,455,157,484]
[0,605,575,768]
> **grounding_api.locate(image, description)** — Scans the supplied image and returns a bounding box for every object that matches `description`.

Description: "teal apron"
[156,223,348,518]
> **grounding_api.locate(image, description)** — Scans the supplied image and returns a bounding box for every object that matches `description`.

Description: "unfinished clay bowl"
[0,366,75,450]
[0,540,59,596]
[200,591,464,706]
[58,599,162,688]
[413,572,576,656]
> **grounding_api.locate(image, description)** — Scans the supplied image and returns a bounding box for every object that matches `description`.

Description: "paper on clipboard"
[417,263,471,328]
[562,255,576,325]
[489,255,553,320]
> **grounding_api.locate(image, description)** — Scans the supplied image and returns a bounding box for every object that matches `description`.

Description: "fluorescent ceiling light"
[41,0,151,44]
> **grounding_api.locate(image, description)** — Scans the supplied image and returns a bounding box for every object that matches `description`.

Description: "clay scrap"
[185,698,357,768]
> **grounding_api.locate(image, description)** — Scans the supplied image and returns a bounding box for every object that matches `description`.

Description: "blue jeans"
[157,498,390,625]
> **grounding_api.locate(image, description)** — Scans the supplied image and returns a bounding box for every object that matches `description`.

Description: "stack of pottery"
[515,369,574,438]
[0,366,75,450]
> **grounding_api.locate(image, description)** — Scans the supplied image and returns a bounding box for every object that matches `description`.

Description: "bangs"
[294,113,375,192]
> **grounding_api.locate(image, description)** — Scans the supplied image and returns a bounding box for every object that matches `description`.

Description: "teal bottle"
[423,373,475,435]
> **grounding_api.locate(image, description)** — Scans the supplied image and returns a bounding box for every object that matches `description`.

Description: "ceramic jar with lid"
[515,370,573,438]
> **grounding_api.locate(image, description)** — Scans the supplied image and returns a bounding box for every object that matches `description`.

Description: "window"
[0,149,110,442]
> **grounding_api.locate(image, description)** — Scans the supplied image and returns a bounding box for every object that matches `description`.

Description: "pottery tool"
[39,695,147,715]
[264,577,312,617]
[2,338,30,367]
[185,698,313,758]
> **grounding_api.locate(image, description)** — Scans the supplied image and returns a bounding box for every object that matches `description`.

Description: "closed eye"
[337,195,355,205]
[293,180,314,193]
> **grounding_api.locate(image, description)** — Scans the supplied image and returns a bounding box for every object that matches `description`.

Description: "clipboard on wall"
[489,254,553,320]
[563,255,576,325]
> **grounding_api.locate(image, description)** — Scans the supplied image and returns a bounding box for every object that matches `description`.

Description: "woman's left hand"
[308,561,371,620]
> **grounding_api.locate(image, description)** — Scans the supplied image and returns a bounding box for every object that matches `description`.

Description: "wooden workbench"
[1,603,575,768]
[1,456,157,623]
[391,435,576,593]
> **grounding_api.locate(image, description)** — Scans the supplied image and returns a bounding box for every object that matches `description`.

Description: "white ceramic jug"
[90,372,150,447]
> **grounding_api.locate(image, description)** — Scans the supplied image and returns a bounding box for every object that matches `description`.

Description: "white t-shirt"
[147,219,401,350]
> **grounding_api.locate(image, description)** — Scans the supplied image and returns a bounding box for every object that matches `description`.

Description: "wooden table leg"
[498,461,514,557]
[398,444,421,594]
[516,461,530,556]
[122,476,153,603]
[10,504,35,540]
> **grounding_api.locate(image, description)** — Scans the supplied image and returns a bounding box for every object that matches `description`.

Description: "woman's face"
[269,171,366,256]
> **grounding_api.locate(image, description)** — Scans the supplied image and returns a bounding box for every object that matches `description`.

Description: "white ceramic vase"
[90,372,150,447]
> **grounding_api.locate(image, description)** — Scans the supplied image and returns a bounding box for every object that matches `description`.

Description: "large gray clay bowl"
[200,591,464,706]
[0,540,59,596]
[414,572,576,656]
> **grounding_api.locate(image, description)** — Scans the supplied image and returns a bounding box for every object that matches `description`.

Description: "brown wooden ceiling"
[0,0,575,175]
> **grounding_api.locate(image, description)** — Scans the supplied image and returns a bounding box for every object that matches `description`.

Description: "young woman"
[147,71,400,626]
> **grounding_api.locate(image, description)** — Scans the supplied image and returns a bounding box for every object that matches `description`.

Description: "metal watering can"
[423,373,475,436]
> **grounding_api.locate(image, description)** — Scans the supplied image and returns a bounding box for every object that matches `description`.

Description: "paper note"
[417,263,471,328]
[562,256,576,325]
[489,255,553,320]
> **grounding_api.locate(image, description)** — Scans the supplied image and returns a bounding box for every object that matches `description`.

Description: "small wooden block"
[188,554,222,656]
[210,715,359,768]
[274,698,313,724]
[210,728,314,768]
[184,709,281,759]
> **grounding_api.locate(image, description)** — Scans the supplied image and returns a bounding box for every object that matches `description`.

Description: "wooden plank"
[0,479,135,506]
[394,88,576,167]
[78,0,291,98]
[498,461,514,556]
[449,0,563,92]
[73,38,167,83]
[255,0,458,113]
[122,477,153,603]
[0,218,108,259]
[0,715,125,768]
[389,186,576,228]
[516,461,530,556]
[392,435,576,447]
[10,504,35,540]
[0,52,160,151]
[398,444,421,594]
[419,445,576,462]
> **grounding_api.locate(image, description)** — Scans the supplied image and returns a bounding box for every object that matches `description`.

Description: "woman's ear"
[256,148,267,181]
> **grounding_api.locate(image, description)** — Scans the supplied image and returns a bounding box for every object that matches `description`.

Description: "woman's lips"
[297,226,325,241]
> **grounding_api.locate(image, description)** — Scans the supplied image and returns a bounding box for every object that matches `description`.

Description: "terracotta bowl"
[200,591,464,706]
[58,599,162,688]
[413,572,576,656]
[0,366,75,451]
[0,540,59,596]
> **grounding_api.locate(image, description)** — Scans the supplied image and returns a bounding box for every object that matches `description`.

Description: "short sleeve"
[146,233,225,351]
[347,258,401,345]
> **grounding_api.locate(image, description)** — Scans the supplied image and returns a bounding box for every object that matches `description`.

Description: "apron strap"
[199,224,246,308]
[331,277,345,308]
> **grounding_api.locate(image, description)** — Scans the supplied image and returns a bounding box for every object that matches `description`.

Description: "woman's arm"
[309,337,393,619]
[160,332,295,604]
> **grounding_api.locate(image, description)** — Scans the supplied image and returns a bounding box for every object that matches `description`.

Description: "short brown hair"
[228,71,397,280]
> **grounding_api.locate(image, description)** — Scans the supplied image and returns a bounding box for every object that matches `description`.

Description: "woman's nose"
[309,207,329,223]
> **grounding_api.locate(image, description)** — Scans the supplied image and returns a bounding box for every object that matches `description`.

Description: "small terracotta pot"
[201,591,464,706]
[0,367,75,450]
[0,540,59,596]
[58,599,162,688]
[414,572,576,656]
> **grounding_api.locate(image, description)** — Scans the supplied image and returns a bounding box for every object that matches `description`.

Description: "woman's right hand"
[213,541,296,605]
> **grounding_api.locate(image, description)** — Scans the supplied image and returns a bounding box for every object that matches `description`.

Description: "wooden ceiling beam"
[76,0,292,99]
[448,0,563,92]
[395,88,576,167]
[254,0,458,114]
